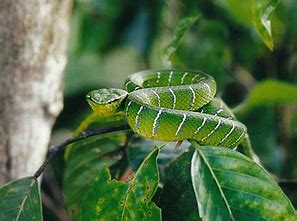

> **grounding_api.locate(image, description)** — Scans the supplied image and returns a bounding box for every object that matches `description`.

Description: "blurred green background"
[46,0,297,220]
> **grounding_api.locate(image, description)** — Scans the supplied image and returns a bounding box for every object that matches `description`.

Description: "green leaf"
[63,135,126,220]
[158,149,201,221]
[163,15,200,67]
[64,111,126,160]
[252,0,279,50]
[127,136,188,182]
[0,177,42,221]
[214,1,253,27]
[233,80,297,117]
[215,0,279,50]
[191,144,297,220]
[80,147,161,221]
[63,110,128,220]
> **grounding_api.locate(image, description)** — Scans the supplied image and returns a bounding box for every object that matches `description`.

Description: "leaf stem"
[33,124,130,179]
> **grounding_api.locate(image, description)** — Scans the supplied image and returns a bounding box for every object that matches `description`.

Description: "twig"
[33,124,130,179]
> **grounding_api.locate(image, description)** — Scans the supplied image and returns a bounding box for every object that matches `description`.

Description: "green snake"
[86,70,247,149]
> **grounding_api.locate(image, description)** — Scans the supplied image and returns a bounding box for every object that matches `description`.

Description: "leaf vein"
[196,149,235,220]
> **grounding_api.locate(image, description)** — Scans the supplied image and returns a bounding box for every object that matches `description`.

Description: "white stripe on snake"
[86,69,247,148]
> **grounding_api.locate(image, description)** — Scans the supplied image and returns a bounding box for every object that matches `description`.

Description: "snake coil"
[125,70,246,148]
[87,70,247,149]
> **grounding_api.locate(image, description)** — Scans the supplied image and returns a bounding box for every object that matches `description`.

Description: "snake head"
[86,88,128,116]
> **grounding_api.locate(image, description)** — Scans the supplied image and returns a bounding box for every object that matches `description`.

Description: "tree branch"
[33,124,130,179]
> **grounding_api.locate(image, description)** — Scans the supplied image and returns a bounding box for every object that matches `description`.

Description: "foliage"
[158,149,199,221]
[162,15,199,67]
[0,177,42,221]
[233,80,297,117]
[1,0,297,221]
[191,143,296,220]
[80,147,161,221]
[252,0,279,50]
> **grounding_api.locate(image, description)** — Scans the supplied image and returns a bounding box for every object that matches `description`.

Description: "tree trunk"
[0,0,72,184]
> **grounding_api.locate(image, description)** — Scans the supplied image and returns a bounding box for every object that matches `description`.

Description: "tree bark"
[0,0,72,184]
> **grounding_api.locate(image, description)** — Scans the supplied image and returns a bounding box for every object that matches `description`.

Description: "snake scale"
[86,70,247,148]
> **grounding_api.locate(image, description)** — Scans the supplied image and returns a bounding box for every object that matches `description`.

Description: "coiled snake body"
[87,70,247,149]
